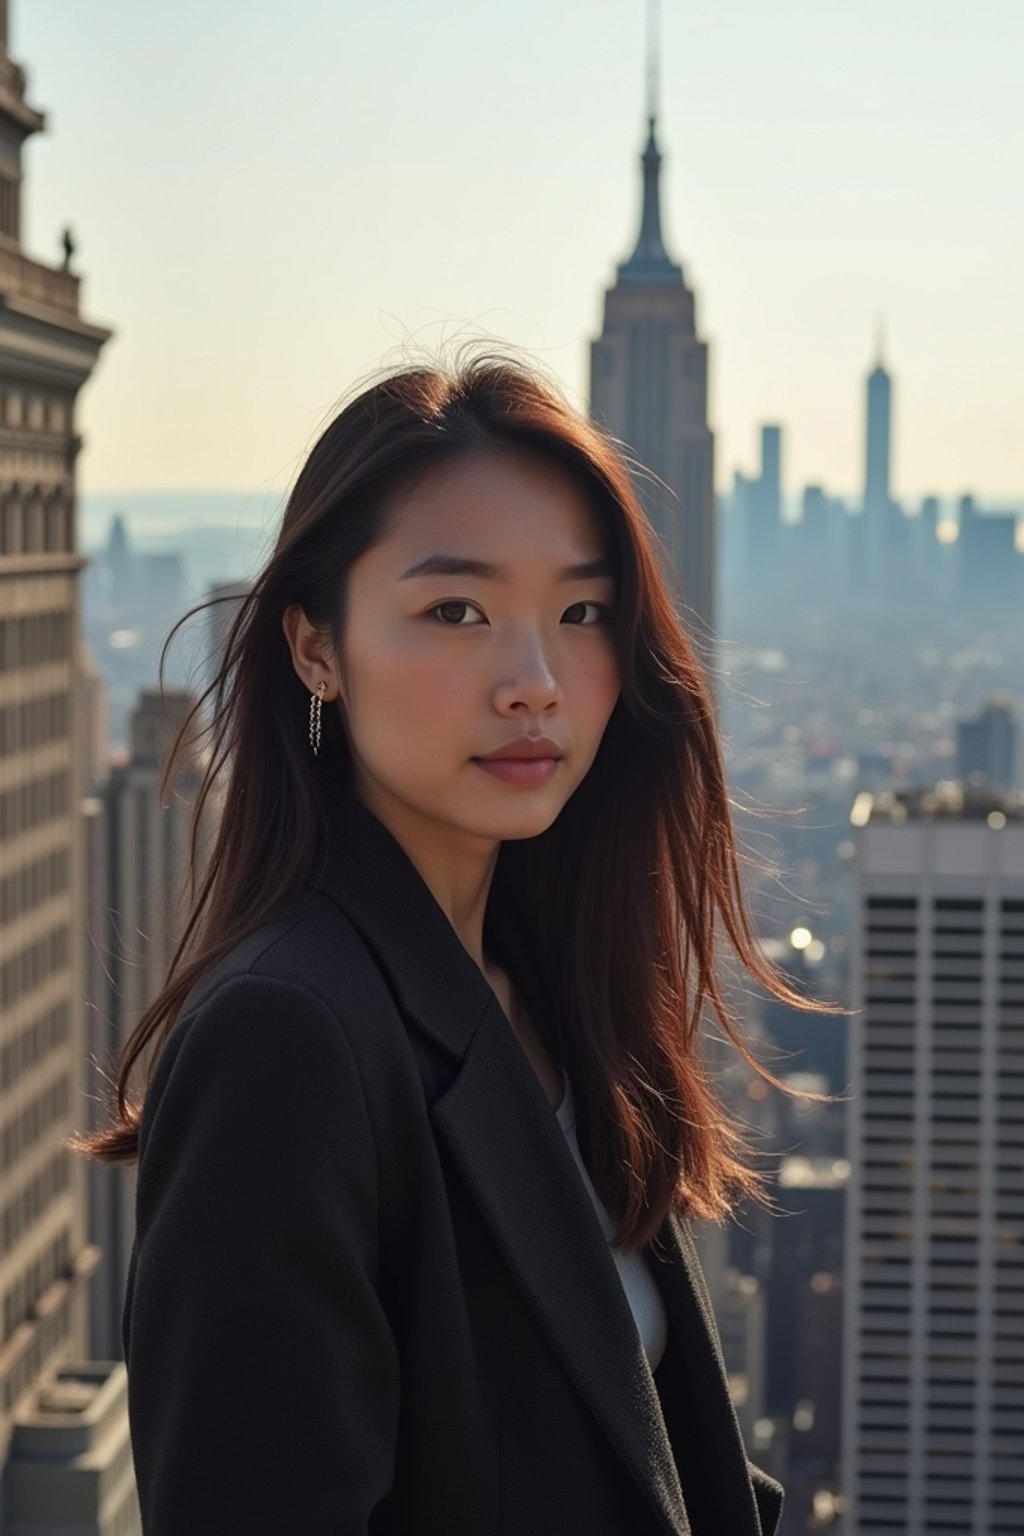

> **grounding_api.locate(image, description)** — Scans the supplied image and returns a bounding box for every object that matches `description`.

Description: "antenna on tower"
[876,310,886,367]
[646,0,661,123]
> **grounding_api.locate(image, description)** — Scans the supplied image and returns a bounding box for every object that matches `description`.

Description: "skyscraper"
[862,322,893,588]
[844,784,1024,1534]
[590,5,716,656]
[745,425,783,579]
[958,699,1018,793]
[0,0,111,1473]
[86,688,211,1365]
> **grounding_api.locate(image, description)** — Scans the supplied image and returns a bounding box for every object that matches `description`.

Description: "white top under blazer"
[554,1068,668,1373]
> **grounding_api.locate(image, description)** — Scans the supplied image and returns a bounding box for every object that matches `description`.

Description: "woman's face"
[327,448,621,845]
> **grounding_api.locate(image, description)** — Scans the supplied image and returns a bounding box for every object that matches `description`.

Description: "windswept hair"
[70,341,845,1252]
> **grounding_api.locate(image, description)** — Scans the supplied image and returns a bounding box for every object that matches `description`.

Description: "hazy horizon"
[21,0,1023,502]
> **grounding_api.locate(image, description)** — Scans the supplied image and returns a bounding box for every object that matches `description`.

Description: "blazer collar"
[311,785,495,1057]
[308,787,763,1536]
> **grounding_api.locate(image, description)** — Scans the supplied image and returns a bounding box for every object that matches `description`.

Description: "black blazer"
[122,788,783,1536]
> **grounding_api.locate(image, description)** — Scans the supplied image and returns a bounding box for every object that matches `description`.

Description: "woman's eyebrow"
[398,554,614,582]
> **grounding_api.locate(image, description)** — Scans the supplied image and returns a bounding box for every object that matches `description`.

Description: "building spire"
[618,0,680,281]
[646,0,660,121]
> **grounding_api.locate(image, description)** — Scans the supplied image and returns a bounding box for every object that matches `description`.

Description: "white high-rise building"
[843,784,1024,1534]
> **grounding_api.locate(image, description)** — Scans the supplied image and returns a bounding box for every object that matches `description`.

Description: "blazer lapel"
[648,1214,769,1536]
[430,990,690,1536]
[309,789,759,1536]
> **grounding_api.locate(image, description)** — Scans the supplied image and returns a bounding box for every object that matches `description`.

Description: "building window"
[1,494,20,555]
[45,496,67,553]
[24,496,43,554]
[0,171,17,239]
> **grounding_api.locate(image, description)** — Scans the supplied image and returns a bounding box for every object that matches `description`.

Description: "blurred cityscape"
[1,4,1021,1533]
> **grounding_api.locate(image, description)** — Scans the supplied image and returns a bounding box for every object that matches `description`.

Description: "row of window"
[868,952,1024,971]
[0,1146,71,1270]
[861,1378,1024,1395]
[865,1247,1024,1259]
[0,846,70,927]
[859,1394,1024,1409]
[0,495,73,556]
[866,1010,1024,1024]
[0,609,73,671]
[0,383,71,435]
[854,1523,1021,1534]
[858,1445,1023,1461]
[0,768,70,843]
[868,898,1024,913]
[865,1449,1024,1462]
[1,1284,74,1417]
[860,1068,1009,1084]
[0,1070,70,1175]
[858,1490,1024,1513]
[864,1114,1024,1133]
[0,998,70,1092]
[862,1349,978,1363]
[0,175,18,241]
[0,920,71,1009]
[0,689,70,756]
[2,1229,71,1348]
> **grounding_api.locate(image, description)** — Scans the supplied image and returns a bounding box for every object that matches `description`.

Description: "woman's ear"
[281,604,340,702]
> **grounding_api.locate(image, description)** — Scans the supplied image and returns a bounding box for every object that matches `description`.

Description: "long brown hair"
[68,342,845,1251]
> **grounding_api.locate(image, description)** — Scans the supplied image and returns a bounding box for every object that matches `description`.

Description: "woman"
[74,347,837,1535]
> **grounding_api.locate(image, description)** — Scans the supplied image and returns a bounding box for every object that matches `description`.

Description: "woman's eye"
[428,600,485,625]
[426,599,611,626]
[563,601,609,625]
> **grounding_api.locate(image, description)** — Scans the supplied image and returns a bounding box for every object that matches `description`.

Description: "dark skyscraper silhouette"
[590,0,716,659]
[958,698,1019,791]
[861,319,893,586]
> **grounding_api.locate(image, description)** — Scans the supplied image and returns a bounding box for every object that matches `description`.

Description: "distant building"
[691,1222,767,1451]
[769,1156,846,1467]
[3,1361,139,1534]
[919,495,939,543]
[734,425,785,586]
[759,427,781,530]
[844,782,1024,1533]
[958,699,1018,793]
[76,639,109,792]
[795,482,850,594]
[0,4,109,1509]
[958,509,1020,609]
[590,24,716,657]
[864,359,891,519]
[84,689,214,1364]
[204,578,250,699]
[80,514,190,749]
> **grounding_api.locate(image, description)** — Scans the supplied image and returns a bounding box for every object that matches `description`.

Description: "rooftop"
[851,780,1024,827]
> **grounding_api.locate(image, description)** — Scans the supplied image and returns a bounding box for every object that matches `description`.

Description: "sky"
[17,0,1023,506]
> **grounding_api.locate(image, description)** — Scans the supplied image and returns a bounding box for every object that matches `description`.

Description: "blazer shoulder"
[139,890,412,1173]
[175,887,400,1041]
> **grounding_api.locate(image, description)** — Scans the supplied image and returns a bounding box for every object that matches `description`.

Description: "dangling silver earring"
[309,680,326,755]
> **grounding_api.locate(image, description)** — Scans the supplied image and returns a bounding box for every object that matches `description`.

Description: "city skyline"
[17,0,1023,501]
[2,4,1022,1526]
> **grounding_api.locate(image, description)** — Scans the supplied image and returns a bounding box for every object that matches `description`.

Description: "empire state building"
[590,70,716,662]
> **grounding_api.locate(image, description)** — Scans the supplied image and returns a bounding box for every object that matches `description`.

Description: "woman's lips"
[471,757,559,785]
